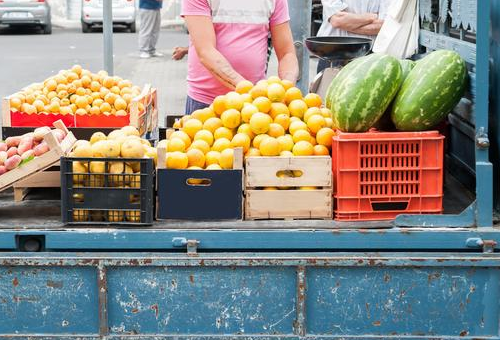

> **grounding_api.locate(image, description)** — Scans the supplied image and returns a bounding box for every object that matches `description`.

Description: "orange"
[214,126,234,140]
[289,120,308,135]
[100,102,112,113]
[285,87,303,105]
[277,134,294,152]
[194,130,214,146]
[274,114,291,131]
[293,130,311,143]
[268,123,285,138]
[288,99,308,119]
[281,79,294,90]
[166,151,189,169]
[71,64,83,75]
[212,138,232,152]
[249,112,272,134]
[280,150,294,157]
[252,134,270,149]
[307,115,327,134]
[193,107,215,123]
[171,130,192,148]
[292,141,314,156]
[187,148,206,168]
[235,80,254,94]
[316,128,336,148]
[325,118,334,128]
[259,137,281,156]
[219,148,234,169]
[269,102,290,119]
[267,76,281,84]
[206,164,222,170]
[231,133,251,153]
[320,107,332,118]
[103,76,115,88]
[241,104,258,123]
[314,145,330,156]
[89,106,101,115]
[114,97,127,111]
[9,97,22,110]
[212,95,227,116]
[190,140,211,154]
[205,151,221,166]
[241,93,253,103]
[221,108,241,129]
[237,123,255,140]
[203,117,223,134]
[253,96,272,113]
[182,118,203,139]
[250,83,268,99]
[267,83,286,103]
[75,96,88,109]
[246,147,261,157]
[167,138,186,152]
[304,107,322,123]
[225,91,244,111]
[81,75,92,88]
[304,93,322,108]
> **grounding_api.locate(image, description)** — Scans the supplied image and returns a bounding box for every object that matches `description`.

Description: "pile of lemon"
[159,76,336,170]
[9,65,143,117]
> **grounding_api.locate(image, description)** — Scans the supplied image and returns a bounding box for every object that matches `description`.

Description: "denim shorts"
[185,95,210,115]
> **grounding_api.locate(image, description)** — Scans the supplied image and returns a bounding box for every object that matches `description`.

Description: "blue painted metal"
[1,252,500,338]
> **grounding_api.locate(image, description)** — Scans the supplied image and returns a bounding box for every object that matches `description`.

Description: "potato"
[108,210,125,222]
[17,135,34,155]
[5,136,21,148]
[21,150,35,160]
[33,126,51,142]
[72,144,93,158]
[121,126,140,137]
[7,147,18,158]
[121,139,144,158]
[0,151,7,166]
[73,140,91,149]
[5,155,22,170]
[33,142,49,156]
[90,161,105,174]
[0,142,7,152]
[0,165,6,176]
[126,211,141,223]
[90,132,107,145]
[72,209,89,222]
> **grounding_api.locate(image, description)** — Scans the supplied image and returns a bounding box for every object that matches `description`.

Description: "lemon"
[320,107,332,118]
[281,79,294,90]
[288,99,308,119]
[277,134,294,152]
[304,93,322,108]
[289,120,308,135]
[212,138,232,152]
[313,145,330,156]
[231,133,251,153]
[166,151,189,169]
[190,139,211,154]
[284,87,303,105]
[203,117,223,134]
[250,83,268,99]
[246,147,261,157]
[225,91,244,111]
[316,128,335,148]
[307,115,327,134]
[293,130,311,143]
[236,80,254,94]
[167,138,186,152]
[170,130,192,148]
[259,137,281,156]
[325,118,334,128]
[241,104,258,123]
[206,164,222,170]
[212,95,227,116]
[221,108,241,129]
[219,148,234,169]
[268,123,285,138]
[182,118,203,139]
[280,150,294,157]
[292,141,314,156]
[252,134,270,149]
[304,107,322,123]
[267,83,286,102]
[194,130,214,146]
[205,151,221,166]
[252,96,272,113]
[214,126,234,140]
[274,114,291,131]
[187,148,206,168]
[249,112,272,134]
[237,123,256,140]
[269,102,290,119]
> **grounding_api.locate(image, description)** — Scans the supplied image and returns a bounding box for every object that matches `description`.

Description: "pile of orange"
[159,76,336,169]
[9,65,143,116]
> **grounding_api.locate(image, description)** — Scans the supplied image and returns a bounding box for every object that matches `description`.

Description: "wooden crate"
[0,120,76,193]
[2,84,158,135]
[12,170,60,202]
[245,156,333,220]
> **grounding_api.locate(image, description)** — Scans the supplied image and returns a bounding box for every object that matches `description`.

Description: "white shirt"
[317,0,393,39]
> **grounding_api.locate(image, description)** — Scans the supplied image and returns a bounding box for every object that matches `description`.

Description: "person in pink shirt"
[181,0,299,114]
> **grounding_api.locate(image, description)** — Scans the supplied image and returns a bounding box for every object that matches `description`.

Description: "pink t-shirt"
[182,0,290,104]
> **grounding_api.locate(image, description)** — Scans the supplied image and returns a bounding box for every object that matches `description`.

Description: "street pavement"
[0,26,317,129]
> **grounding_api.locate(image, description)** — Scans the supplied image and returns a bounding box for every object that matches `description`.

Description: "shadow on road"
[0,25,44,35]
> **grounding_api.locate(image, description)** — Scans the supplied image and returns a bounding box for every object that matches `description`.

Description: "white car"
[81,0,136,33]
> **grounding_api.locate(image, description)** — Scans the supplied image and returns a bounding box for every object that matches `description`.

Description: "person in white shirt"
[316,0,392,72]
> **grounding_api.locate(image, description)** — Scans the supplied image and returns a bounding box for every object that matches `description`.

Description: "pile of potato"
[0,126,66,175]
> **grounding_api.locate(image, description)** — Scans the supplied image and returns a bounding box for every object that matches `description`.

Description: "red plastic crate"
[332,130,445,221]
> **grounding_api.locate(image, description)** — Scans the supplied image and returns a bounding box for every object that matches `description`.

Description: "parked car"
[0,0,52,34]
[81,0,136,33]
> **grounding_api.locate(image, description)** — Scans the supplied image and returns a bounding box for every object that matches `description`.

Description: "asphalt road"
[0,25,190,120]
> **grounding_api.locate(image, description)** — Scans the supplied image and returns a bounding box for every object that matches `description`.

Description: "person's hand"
[172,47,189,60]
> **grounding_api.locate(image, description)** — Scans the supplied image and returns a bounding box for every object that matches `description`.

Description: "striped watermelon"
[399,59,416,81]
[326,54,403,132]
[391,50,467,131]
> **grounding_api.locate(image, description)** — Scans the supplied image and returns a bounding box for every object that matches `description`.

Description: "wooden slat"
[245,189,333,220]
[2,96,11,127]
[129,84,158,135]
[13,171,60,188]
[245,156,332,188]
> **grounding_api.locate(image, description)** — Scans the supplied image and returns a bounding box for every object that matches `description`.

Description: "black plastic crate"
[157,169,243,220]
[61,157,155,225]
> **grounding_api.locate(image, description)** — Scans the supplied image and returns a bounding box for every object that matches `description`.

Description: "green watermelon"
[326,53,403,132]
[399,59,416,81]
[391,50,467,131]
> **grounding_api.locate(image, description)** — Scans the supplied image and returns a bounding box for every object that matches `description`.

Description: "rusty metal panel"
[0,267,99,334]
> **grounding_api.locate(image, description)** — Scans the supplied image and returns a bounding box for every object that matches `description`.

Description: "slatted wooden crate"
[245,156,333,220]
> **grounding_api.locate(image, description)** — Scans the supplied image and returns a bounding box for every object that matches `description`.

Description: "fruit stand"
[0,0,500,339]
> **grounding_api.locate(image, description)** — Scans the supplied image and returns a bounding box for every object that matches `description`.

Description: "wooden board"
[13,170,60,202]
[245,189,333,220]
[0,120,76,193]
[245,156,332,188]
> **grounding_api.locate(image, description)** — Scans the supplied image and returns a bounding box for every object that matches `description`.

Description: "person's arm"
[349,19,384,35]
[184,16,245,89]
[172,46,189,60]
[329,11,378,31]
[271,22,299,83]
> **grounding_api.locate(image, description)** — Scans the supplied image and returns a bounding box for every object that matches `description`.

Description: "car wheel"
[129,22,136,33]
[42,21,52,34]
[82,22,91,33]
